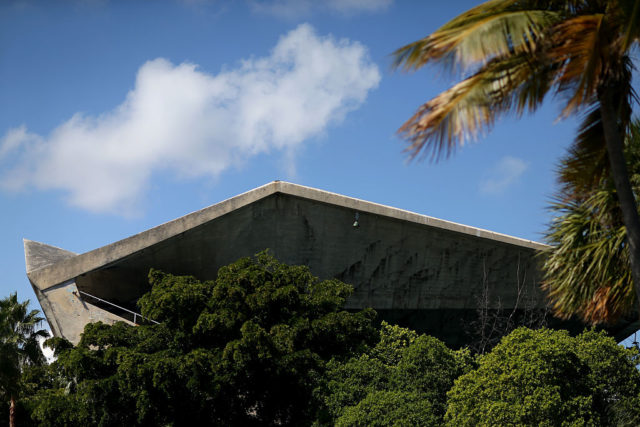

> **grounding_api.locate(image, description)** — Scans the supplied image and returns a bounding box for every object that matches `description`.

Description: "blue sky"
[1,1,637,338]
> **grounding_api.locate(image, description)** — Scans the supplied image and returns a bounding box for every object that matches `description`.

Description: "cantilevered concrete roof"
[24,181,639,346]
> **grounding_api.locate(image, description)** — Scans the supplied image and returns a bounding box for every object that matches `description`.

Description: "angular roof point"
[24,239,77,277]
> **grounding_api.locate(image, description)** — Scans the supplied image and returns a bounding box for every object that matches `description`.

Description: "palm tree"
[0,293,48,427]
[544,120,640,323]
[393,0,640,322]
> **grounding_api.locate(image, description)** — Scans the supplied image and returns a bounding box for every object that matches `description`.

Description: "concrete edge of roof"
[24,239,78,273]
[277,181,547,250]
[25,180,548,291]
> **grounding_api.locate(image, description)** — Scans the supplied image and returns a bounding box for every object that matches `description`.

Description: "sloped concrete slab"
[24,181,638,346]
[24,239,77,274]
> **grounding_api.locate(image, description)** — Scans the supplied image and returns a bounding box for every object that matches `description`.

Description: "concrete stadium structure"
[24,181,639,346]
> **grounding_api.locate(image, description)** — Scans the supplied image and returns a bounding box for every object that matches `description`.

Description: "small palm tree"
[0,293,48,427]
[393,0,640,322]
[544,120,640,323]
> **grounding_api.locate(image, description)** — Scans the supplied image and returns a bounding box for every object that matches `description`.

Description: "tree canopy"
[23,252,377,426]
[0,293,48,427]
[319,322,473,426]
[14,253,640,426]
[445,327,640,426]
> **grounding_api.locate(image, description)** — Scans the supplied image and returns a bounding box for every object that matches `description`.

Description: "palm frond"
[616,0,640,50]
[394,0,640,323]
[548,14,606,116]
[398,72,493,160]
[556,54,634,193]
[394,5,559,73]
[399,53,553,160]
[558,106,609,194]
[543,188,632,323]
[543,118,640,324]
[0,292,48,396]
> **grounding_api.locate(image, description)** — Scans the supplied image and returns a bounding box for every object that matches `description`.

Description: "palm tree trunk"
[599,88,640,316]
[9,395,16,427]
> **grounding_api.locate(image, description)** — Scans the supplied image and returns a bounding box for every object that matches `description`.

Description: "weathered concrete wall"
[25,182,639,347]
[33,280,133,344]
[67,194,542,311]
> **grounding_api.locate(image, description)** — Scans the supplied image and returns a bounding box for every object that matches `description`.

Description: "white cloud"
[0,126,40,158]
[0,24,380,215]
[479,156,529,195]
[249,0,393,18]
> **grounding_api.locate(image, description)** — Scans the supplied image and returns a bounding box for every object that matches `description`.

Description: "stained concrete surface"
[24,181,639,346]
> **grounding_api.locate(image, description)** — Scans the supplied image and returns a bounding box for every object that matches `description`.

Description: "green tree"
[393,0,640,322]
[318,322,472,426]
[335,391,439,427]
[445,327,640,426]
[24,252,377,426]
[544,120,640,322]
[0,293,48,427]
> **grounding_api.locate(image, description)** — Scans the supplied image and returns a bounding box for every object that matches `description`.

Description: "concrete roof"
[26,181,546,291]
[24,181,637,346]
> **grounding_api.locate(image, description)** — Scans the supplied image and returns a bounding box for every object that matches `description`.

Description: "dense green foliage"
[318,322,473,426]
[0,293,48,427]
[12,254,640,426]
[445,328,640,426]
[23,252,376,426]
